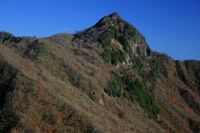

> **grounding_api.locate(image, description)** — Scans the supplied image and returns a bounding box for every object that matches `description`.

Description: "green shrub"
[134,83,159,119]
[124,25,137,38]
[101,49,125,65]
[111,50,125,65]
[122,73,159,118]
[104,72,123,97]
[110,27,120,38]
[98,28,127,65]
[98,27,137,66]
[105,72,160,119]
[98,27,121,48]
[101,49,112,63]
[118,35,131,53]
[98,30,114,48]
[98,25,147,70]
[129,56,144,73]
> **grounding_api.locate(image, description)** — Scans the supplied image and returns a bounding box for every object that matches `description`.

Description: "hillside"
[0,13,200,133]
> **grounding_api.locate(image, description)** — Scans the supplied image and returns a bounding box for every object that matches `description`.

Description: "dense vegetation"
[98,29,127,65]
[97,24,147,74]
[104,72,123,97]
[105,72,159,119]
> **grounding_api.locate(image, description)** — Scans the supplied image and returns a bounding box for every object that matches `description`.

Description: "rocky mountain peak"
[94,12,127,29]
[108,12,120,17]
[73,13,151,67]
[108,12,121,20]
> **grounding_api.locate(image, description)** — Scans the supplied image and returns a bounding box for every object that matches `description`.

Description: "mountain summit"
[0,13,200,133]
[94,12,124,27]
[74,13,150,66]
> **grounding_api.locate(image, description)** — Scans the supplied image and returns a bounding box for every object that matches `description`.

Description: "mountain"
[0,13,200,133]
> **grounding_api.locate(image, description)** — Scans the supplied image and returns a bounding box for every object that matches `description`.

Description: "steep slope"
[0,13,200,133]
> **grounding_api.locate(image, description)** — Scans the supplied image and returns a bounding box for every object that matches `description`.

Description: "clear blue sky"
[0,0,200,60]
